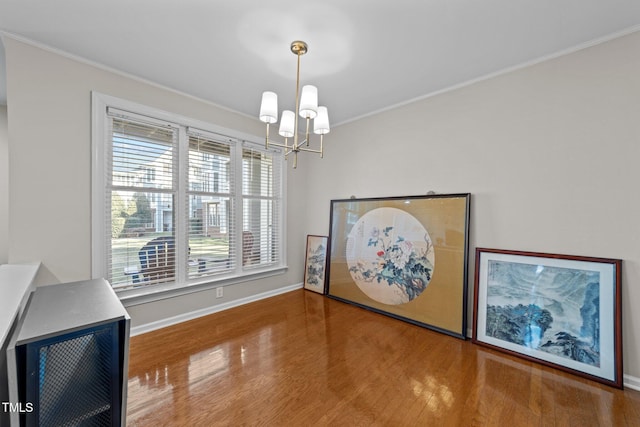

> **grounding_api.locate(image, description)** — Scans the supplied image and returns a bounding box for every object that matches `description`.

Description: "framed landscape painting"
[473,248,623,388]
[326,194,470,338]
[303,235,329,294]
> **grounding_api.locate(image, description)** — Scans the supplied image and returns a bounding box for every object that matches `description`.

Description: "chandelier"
[259,41,330,169]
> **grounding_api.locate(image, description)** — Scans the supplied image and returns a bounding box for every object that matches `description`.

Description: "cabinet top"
[0,263,39,346]
[16,278,130,344]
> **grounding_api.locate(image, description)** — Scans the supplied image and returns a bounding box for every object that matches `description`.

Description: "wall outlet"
[216,287,223,298]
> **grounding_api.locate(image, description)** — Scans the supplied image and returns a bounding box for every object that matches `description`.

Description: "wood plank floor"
[126,289,640,426]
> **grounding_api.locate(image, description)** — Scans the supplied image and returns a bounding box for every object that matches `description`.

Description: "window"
[92,93,285,300]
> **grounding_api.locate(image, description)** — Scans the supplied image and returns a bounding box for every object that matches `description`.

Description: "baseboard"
[130,283,303,336]
[625,374,640,391]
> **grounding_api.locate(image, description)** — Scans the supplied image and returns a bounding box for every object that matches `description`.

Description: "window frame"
[91,92,287,306]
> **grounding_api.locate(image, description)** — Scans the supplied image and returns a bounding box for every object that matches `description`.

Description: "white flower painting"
[346,208,435,305]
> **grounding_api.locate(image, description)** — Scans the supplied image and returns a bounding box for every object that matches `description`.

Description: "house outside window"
[91,93,286,302]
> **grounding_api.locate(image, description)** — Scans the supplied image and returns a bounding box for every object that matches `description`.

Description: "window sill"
[116,265,288,308]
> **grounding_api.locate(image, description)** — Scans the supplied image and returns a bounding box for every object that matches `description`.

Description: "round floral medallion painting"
[346,207,435,305]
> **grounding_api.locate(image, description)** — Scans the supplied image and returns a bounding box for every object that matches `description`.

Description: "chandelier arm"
[306,117,311,146]
[296,146,323,154]
[266,140,291,150]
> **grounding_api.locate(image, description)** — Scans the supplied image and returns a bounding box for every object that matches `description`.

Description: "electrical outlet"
[216,287,223,298]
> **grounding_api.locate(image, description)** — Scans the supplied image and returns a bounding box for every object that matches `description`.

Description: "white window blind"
[107,114,178,289]
[242,147,282,268]
[93,94,285,297]
[186,130,236,279]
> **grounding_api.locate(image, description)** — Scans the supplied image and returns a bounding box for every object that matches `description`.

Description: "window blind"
[107,116,178,289]
[242,147,282,268]
[186,131,235,278]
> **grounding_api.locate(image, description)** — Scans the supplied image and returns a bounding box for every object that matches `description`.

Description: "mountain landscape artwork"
[304,235,328,294]
[485,260,601,367]
[306,243,326,287]
[474,248,622,388]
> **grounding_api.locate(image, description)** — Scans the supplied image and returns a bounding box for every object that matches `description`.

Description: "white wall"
[303,31,640,379]
[0,105,8,264]
[3,36,308,328]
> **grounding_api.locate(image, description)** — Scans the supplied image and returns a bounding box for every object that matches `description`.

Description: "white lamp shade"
[313,106,330,135]
[278,110,295,137]
[259,91,278,124]
[299,85,318,119]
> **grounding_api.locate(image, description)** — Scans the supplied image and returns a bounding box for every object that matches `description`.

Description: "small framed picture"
[473,248,623,388]
[303,235,329,294]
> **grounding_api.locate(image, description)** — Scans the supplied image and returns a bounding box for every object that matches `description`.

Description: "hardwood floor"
[126,289,640,426]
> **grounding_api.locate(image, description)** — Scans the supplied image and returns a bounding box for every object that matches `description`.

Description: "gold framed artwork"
[303,235,329,294]
[326,194,470,338]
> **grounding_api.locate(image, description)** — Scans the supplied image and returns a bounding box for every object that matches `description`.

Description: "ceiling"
[0,1,639,126]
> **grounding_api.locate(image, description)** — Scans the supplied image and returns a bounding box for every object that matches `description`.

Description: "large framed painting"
[473,248,623,388]
[326,193,470,338]
[303,235,329,294]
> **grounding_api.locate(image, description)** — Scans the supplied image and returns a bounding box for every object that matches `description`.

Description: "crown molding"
[0,30,254,120]
[335,24,640,127]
